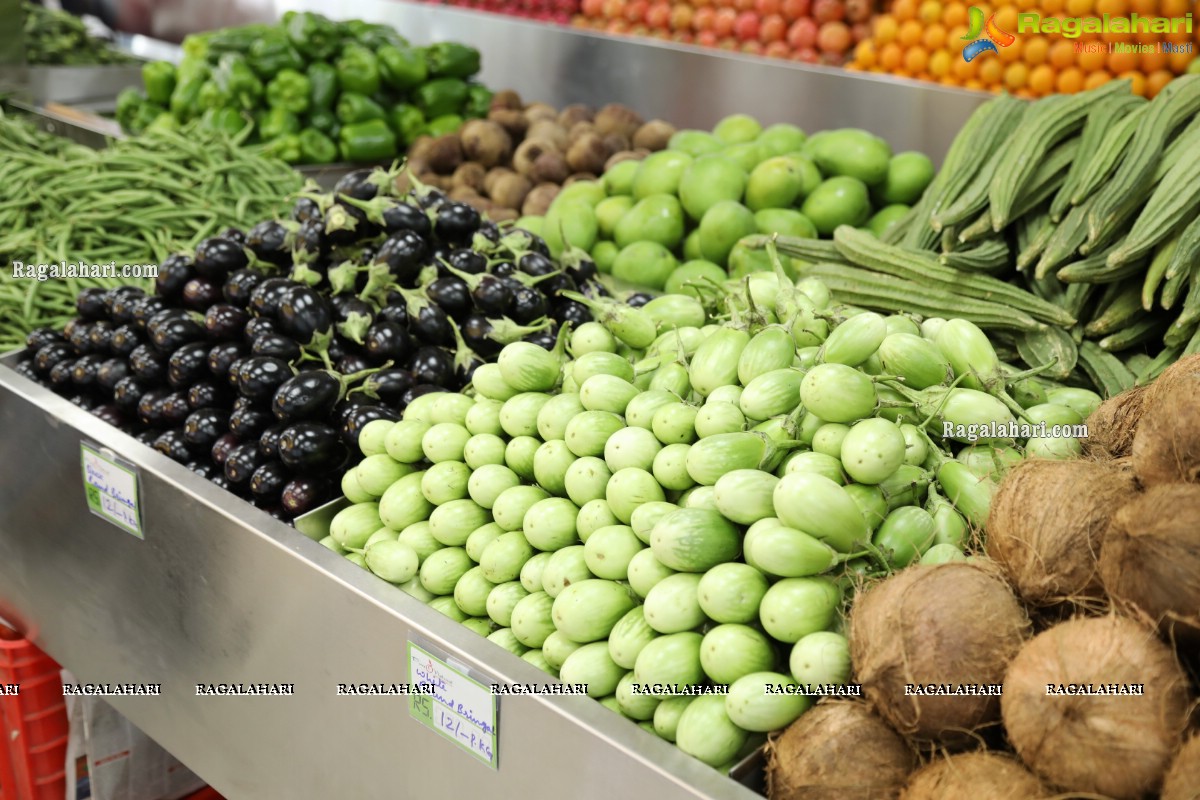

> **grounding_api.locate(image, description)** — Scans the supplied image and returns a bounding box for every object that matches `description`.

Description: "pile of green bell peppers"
[124,11,493,165]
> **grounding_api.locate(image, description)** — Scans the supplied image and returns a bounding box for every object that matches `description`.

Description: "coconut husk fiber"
[766,700,915,800]
[1132,371,1200,487]
[1001,615,1192,799]
[898,751,1049,800]
[849,561,1031,749]
[986,459,1139,605]
[1100,482,1200,646]
[1082,383,1151,460]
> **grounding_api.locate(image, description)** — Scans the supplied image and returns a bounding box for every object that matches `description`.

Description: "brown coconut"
[1100,483,1200,645]
[1145,353,1200,408]
[1132,373,1200,487]
[1002,615,1192,799]
[593,103,644,139]
[488,107,528,139]
[849,561,1030,748]
[899,752,1049,800]
[488,89,522,111]
[632,119,676,151]
[767,701,915,800]
[1082,383,1151,460]
[521,183,560,216]
[986,459,1138,605]
[460,119,513,169]
[1162,734,1200,800]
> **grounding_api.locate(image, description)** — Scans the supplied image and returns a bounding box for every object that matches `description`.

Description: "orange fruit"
[917,0,942,24]
[929,48,953,76]
[979,56,1005,85]
[942,2,967,27]
[998,36,1024,63]
[965,78,986,90]
[1120,69,1147,96]
[1064,0,1093,15]
[1168,51,1194,74]
[1141,48,1169,73]
[1049,40,1077,69]
[904,45,930,73]
[1128,0,1157,14]
[1084,69,1113,89]
[1029,63,1056,94]
[1056,67,1086,93]
[1023,36,1050,66]
[1108,48,1139,74]
[947,24,969,47]
[1015,87,1036,98]
[1145,69,1174,97]
[1077,45,1107,72]
[922,23,947,50]
[1041,0,1064,12]
[874,15,899,43]
[953,55,978,80]
[940,75,960,86]
[1095,0,1128,15]
[891,0,918,20]
[898,19,924,46]
[854,39,878,66]
[1004,61,1030,90]
[993,6,1018,31]
[1160,0,1190,15]
[879,41,905,69]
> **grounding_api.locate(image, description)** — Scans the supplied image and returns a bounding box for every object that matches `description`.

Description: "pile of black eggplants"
[15,167,604,524]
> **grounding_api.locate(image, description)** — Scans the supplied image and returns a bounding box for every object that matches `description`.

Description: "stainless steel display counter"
[0,355,759,800]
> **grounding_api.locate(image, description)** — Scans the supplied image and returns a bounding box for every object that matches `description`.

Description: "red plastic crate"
[182,789,225,800]
[0,632,68,800]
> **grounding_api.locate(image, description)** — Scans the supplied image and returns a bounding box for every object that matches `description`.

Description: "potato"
[594,103,643,139]
[604,150,648,171]
[527,120,569,153]
[460,119,513,169]
[512,139,560,178]
[449,185,484,203]
[530,150,570,185]
[524,102,558,123]
[488,207,520,223]
[522,183,561,216]
[488,108,529,139]
[564,173,598,186]
[633,119,676,151]
[451,162,487,193]
[490,172,533,210]
[601,132,631,155]
[566,132,610,175]
[407,135,436,163]
[484,167,517,197]
[426,134,464,174]
[558,103,595,129]
[490,89,523,111]
[568,121,598,144]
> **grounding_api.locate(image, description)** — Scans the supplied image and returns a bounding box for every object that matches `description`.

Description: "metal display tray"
[0,353,761,800]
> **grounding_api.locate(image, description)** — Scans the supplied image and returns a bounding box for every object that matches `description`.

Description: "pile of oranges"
[570,0,879,62]
[849,0,1199,97]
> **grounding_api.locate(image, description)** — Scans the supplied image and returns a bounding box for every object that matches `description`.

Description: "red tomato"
[714,7,738,35]
[697,28,720,45]
[646,2,672,27]
[624,0,648,21]
[670,3,694,29]
[755,0,783,14]
[582,0,603,15]
[844,0,871,22]
[693,6,715,30]
[786,16,818,48]
[793,45,820,62]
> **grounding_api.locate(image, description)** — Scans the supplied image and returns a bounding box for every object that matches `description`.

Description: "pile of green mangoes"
[518,114,935,291]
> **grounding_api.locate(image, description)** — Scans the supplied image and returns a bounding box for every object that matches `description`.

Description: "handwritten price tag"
[408,640,498,768]
[81,442,143,539]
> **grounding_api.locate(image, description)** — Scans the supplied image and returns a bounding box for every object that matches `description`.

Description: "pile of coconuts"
[403,91,674,222]
[767,356,1200,800]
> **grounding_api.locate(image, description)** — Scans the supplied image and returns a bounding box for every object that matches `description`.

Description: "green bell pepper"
[128,102,166,136]
[339,119,397,163]
[257,107,302,141]
[263,133,304,164]
[377,44,427,91]
[335,44,381,97]
[199,107,250,138]
[146,112,179,134]
[345,20,407,50]
[299,128,340,164]
[206,25,274,60]
[424,114,464,138]
[213,53,263,111]
[336,92,386,125]
[424,42,481,79]
[286,12,342,62]
[309,109,340,138]
[465,84,493,119]
[247,31,305,78]
[181,32,211,61]
[413,78,469,119]
[198,80,233,111]
[307,62,338,110]
[115,88,145,132]
[141,61,176,106]
[388,103,425,147]
[266,69,312,115]
[169,60,210,120]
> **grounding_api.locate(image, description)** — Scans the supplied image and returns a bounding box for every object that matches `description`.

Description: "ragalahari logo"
[961,6,1015,62]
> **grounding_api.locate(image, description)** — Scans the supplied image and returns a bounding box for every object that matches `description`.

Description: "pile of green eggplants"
[115,12,492,164]
[324,261,1101,771]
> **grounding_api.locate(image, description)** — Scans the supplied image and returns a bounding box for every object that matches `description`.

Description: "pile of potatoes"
[404,91,676,222]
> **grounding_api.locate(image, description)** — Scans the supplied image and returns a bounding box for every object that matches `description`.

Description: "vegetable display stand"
[0,357,756,800]
[0,631,68,800]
